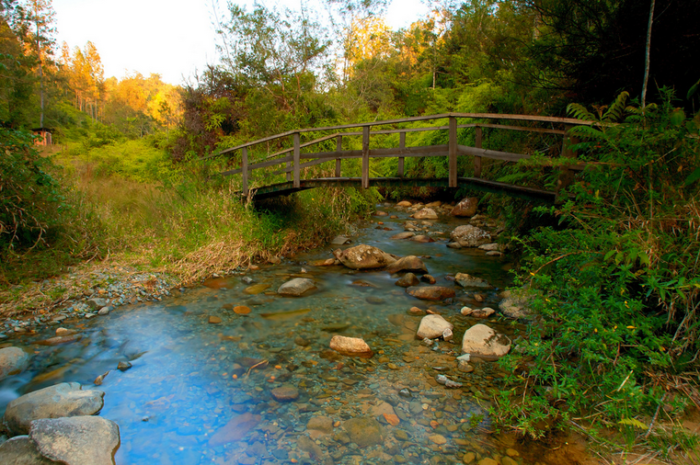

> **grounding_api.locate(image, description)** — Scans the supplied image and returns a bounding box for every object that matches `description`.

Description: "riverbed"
[0,202,534,465]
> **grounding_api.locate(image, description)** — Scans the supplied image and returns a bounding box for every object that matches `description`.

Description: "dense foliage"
[494,92,700,453]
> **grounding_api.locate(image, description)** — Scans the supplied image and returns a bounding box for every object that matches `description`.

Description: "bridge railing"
[199,113,593,196]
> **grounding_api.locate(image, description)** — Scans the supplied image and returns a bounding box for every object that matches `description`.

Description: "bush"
[0,128,66,251]
[493,91,700,453]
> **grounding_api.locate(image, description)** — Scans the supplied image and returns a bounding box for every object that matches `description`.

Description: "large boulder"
[278,278,316,296]
[499,289,534,319]
[330,335,372,355]
[0,435,56,465]
[454,273,491,288]
[451,197,478,217]
[406,286,456,301]
[461,324,511,361]
[333,245,397,270]
[413,208,438,220]
[30,416,120,465]
[416,315,454,339]
[3,382,104,435]
[0,347,30,380]
[449,225,491,248]
[386,256,428,274]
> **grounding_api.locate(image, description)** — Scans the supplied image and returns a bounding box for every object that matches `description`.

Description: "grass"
[0,137,376,317]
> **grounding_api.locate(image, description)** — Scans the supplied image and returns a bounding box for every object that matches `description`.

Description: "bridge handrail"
[199,112,593,161]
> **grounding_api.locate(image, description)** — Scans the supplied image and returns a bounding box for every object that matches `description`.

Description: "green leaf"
[684,167,700,186]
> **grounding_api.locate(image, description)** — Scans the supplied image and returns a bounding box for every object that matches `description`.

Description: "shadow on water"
[1,205,531,464]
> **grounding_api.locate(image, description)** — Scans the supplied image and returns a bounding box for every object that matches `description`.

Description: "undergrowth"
[492,90,700,457]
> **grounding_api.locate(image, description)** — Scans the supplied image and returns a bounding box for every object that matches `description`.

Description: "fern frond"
[602,92,629,122]
[567,103,595,121]
[619,418,647,430]
[570,126,605,140]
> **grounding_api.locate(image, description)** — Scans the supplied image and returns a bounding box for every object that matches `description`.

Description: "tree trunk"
[641,0,656,108]
[36,21,44,128]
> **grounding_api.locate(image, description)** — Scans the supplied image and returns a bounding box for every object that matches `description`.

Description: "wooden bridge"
[200,113,593,203]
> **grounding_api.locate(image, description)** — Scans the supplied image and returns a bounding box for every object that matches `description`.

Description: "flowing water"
[0,205,533,465]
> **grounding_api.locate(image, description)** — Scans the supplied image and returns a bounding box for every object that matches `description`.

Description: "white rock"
[449,225,491,248]
[0,347,30,381]
[413,208,438,220]
[442,328,453,341]
[478,243,500,251]
[461,324,511,361]
[416,314,454,340]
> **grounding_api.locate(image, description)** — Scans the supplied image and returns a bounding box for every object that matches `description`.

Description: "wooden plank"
[458,145,530,163]
[362,126,370,189]
[335,135,342,177]
[477,123,565,135]
[293,132,300,188]
[241,147,249,196]
[270,157,334,176]
[398,132,405,178]
[474,127,482,178]
[449,116,457,188]
[451,112,593,126]
[266,133,340,160]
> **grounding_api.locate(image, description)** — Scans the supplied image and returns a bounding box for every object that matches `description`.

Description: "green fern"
[566,103,595,121]
[619,418,647,430]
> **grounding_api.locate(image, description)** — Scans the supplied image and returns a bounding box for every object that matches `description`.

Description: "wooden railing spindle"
[335,135,342,177]
[474,126,483,178]
[241,147,249,196]
[398,132,405,178]
[362,126,370,189]
[293,132,300,188]
[448,116,457,188]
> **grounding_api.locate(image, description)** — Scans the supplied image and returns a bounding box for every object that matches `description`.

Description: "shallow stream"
[0,204,535,465]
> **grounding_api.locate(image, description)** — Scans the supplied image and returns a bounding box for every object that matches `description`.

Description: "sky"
[53,0,430,85]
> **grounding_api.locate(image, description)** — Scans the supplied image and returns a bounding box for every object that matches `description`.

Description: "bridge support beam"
[398,132,405,177]
[293,132,301,188]
[474,126,482,178]
[362,126,370,189]
[242,147,249,196]
[449,116,457,187]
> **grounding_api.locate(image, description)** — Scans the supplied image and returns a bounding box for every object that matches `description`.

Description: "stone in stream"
[0,435,56,465]
[35,334,81,346]
[413,208,438,220]
[117,361,132,371]
[451,197,478,217]
[333,244,398,270]
[421,274,436,284]
[330,335,372,355]
[98,306,112,315]
[208,315,222,324]
[461,307,495,318]
[449,225,491,248]
[209,412,262,446]
[306,415,334,439]
[396,201,412,207]
[30,416,120,465]
[395,273,420,288]
[406,286,456,301]
[0,347,30,381]
[277,278,316,296]
[479,243,500,251]
[343,417,384,448]
[390,232,415,240]
[3,382,105,435]
[243,283,271,295]
[375,211,388,216]
[416,314,454,340]
[455,273,491,288]
[461,324,512,360]
[271,385,299,402]
[412,235,435,243]
[385,256,428,274]
[331,235,352,245]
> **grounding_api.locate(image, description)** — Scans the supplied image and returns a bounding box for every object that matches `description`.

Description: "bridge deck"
[244,177,557,202]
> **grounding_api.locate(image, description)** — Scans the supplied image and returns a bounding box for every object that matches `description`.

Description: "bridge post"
[449,116,457,187]
[362,126,370,189]
[241,147,249,196]
[474,126,482,178]
[293,132,301,188]
[398,132,405,178]
[335,135,342,178]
